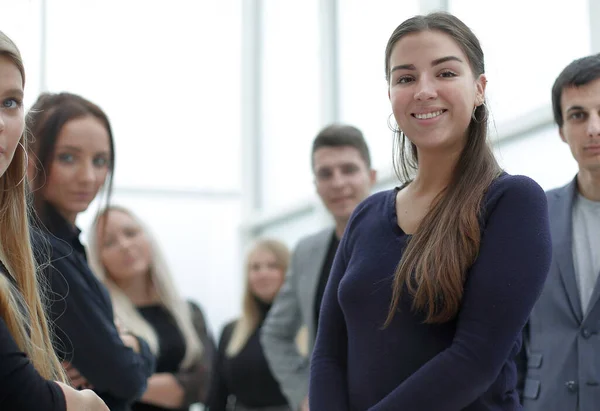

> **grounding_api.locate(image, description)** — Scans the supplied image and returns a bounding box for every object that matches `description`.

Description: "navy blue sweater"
[309,174,552,411]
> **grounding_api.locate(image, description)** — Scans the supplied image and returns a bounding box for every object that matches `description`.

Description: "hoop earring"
[387,113,400,133]
[471,103,487,123]
[1,142,29,191]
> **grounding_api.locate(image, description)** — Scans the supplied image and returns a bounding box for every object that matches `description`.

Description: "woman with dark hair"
[0,31,108,410]
[310,12,552,410]
[26,92,155,411]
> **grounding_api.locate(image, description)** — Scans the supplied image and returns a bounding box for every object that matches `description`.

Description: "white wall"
[2,0,245,336]
[247,0,595,252]
[1,0,597,337]
[495,125,578,191]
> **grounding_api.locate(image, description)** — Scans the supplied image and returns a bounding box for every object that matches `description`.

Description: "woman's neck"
[114,274,157,306]
[52,205,78,226]
[411,147,460,196]
[254,295,272,317]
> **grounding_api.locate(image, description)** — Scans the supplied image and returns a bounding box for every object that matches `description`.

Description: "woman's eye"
[397,76,413,84]
[569,112,585,120]
[125,229,139,237]
[94,157,109,167]
[2,98,21,109]
[57,153,75,163]
[103,239,116,248]
[439,70,457,78]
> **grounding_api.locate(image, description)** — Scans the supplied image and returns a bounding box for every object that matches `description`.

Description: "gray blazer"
[260,228,333,411]
[523,178,600,411]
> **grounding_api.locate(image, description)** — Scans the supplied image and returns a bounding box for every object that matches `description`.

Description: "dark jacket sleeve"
[0,316,66,410]
[173,301,217,406]
[42,246,155,402]
[515,322,529,400]
[206,322,235,411]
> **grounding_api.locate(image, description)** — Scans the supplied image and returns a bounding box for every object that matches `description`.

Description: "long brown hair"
[384,13,502,325]
[0,31,66,381]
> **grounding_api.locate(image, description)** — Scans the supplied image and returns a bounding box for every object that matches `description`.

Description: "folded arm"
[46,260,155,402]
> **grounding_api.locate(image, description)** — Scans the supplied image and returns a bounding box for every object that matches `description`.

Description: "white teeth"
[414,110,444,119]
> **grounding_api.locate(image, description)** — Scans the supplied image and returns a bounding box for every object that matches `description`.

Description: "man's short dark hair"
[311,124,371,169]
[552,53,600,127]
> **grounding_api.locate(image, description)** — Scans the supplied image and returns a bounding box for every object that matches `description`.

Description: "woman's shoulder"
[216,319,237,349]
[186,300,211,333]
[483,172,547,219]
[347,189,396,227]
[222,320,237,338]
[186,299,205,316]
[360,188,396,209]
[30,226,50,250]
[30,225,71,260]
[491,172,543,191]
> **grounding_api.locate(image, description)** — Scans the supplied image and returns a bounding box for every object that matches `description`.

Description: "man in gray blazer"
[521,54,600,411]
[261,124,376,411]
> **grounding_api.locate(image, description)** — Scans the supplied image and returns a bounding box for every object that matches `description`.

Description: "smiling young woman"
[309,12,552,411]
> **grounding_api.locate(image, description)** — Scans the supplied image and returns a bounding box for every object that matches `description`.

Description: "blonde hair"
[226,239,290,357]
[87,206,202,368]
[0,31,66,381]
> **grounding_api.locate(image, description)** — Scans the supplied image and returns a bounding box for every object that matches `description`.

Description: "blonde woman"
[207,239,292,411]
[0,31,107,410]
[88,206,216,411]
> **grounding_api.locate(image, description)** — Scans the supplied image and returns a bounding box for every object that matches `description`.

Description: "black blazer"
[33,206,155,411]
[0,265,66,410]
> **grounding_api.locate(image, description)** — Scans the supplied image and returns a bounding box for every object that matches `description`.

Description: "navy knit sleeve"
[309,204,364,410]
[368,176,552,410]
[0,317,66,410]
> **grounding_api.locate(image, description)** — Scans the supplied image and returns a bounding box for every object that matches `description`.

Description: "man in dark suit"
[260,124,376,411]
[520,53,600,411]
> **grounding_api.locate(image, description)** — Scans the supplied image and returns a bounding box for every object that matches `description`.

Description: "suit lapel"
[303,228,334,340]
[583,275,600,322]
[552,178,584,322]
[583,216,600,321]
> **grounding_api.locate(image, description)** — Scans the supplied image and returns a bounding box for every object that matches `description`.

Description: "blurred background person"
[88,205,216,411]
[207,239,293,411]
[26,92,155,411]
[520,53,600,411]
[261,124,376,411]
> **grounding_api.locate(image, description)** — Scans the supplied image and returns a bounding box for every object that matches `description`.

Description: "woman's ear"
[475,73,487,106]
